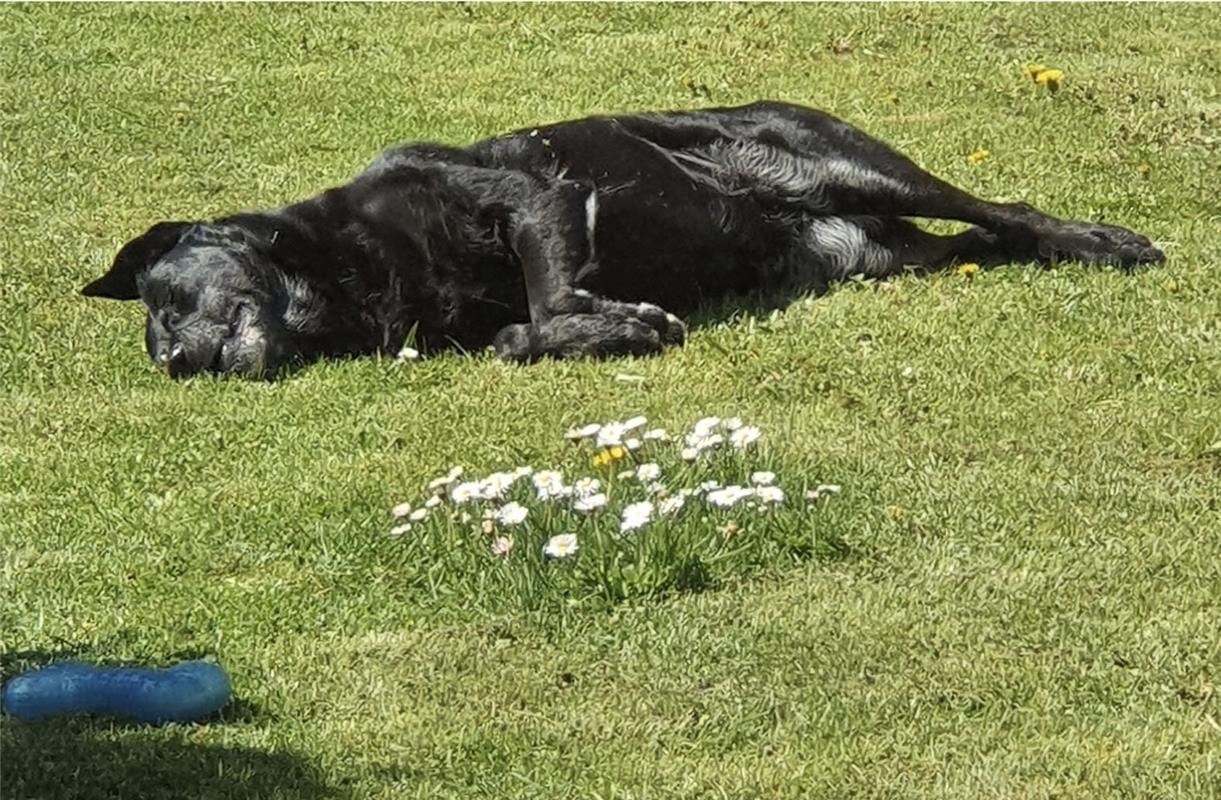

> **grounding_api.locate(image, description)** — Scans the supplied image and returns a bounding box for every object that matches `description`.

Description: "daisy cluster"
[387,415,840,562]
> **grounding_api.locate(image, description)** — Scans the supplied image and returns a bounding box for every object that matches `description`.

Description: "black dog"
[82,101,1163,379]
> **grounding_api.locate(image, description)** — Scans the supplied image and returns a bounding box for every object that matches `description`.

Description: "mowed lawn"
[2,4,1219,798]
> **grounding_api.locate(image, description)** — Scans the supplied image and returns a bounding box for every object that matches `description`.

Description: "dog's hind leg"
[726,101,1164,268]
[790,215,1015,287]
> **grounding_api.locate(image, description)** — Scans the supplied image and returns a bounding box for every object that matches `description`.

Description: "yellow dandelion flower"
[592,446,629,468]
[1034,68,1063,93]
[965,148,990,166]
[957,262,980,279]
[1023,63,1047,81]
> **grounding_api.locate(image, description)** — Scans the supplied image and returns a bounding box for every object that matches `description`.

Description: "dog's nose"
[166,343,194,378]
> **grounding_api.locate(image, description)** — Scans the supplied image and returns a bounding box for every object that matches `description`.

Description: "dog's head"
[82,221,320,379]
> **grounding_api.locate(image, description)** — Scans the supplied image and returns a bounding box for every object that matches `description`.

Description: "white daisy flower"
[658,495,686,516]
[532,469,564,489]
[479,471,520,500]
[391,501,413,518]
[755,486,785,504]
[621,416,648,432]
[513,466,534,479]
[389,523,412,536]
[645,481,666,496]
[491,536,514,557]
[495,502,529,526]
[395,345,420,361]
[573,477,601,498]
[596,422,626,448]
[424,495,442,509]
[805,484,843,502]
[408,507,430,522]
[696,480,722,494]
[680,447,698,462]
[692,416,721,436]
[427,466,464,492]
[635,463,662,482]
[723,417,744,431]
[706,485,753,508]
[729,426,761,449]
[685,432,724,452]
[620,501,654,534]
[573,492,608,513]
[624,437,642,451]
[532,470,570,500]
[543,533,579,559]
[565,423,601,441]
[450,481,482,504]
[750,471,776,486]
[643,428,669,442]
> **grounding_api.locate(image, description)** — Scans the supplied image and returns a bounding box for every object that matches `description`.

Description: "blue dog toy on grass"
[3,660,231,724]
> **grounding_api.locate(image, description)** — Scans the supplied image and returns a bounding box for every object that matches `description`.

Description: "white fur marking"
[805,217,895,278]
[585,191,598,239]
[707,142,910,211]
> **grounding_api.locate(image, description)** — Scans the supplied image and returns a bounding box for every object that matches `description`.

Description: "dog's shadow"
[684,285,823,329]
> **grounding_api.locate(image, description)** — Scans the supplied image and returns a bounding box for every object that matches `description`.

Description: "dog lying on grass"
[82,100,1163,379]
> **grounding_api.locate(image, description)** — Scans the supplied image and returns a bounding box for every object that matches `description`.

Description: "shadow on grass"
[1,651,314,798]
[1,721,340,800]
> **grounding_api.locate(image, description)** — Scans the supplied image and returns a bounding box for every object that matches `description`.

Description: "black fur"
[81,101,1163,379]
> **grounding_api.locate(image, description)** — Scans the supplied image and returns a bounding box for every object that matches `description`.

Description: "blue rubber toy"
[2,660,231,723]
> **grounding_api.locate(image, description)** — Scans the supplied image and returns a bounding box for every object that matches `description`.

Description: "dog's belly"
[513,127,788,311]
[474,114,843,311]
[580,185,774,312]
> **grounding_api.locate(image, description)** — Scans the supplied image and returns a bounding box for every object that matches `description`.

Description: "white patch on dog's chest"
[585,190,598,239]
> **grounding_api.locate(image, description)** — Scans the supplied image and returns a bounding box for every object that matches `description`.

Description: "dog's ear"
[81,221,194,300]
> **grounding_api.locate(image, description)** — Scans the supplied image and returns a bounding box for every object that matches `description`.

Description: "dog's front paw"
[493,315,664,363]
[493,323,537,363]
[1040,222,1164,269]
[631,303,687,348]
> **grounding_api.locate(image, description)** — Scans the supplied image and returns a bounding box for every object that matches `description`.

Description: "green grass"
[2,3,1220,798]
